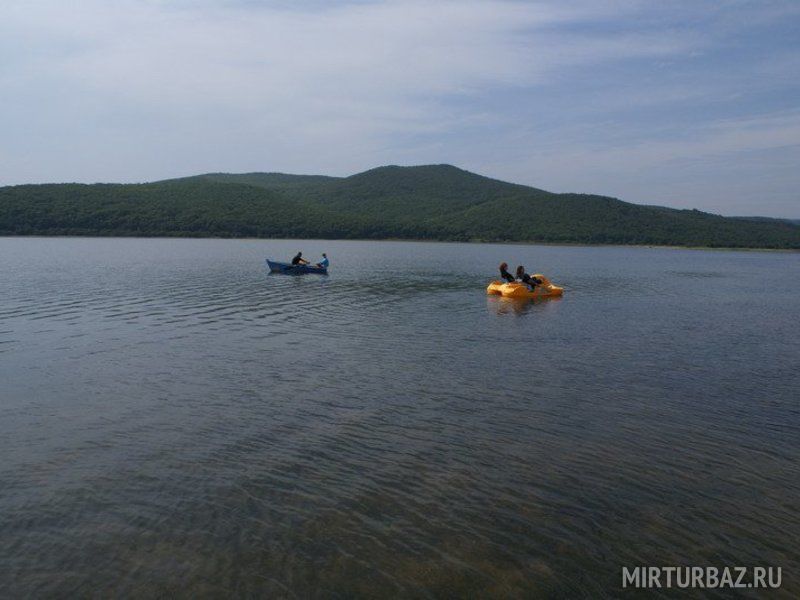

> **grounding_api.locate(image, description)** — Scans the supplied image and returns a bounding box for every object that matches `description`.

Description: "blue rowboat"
[266,259,328,275]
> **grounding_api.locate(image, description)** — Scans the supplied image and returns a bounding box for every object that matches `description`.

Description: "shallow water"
[1,237,798,597]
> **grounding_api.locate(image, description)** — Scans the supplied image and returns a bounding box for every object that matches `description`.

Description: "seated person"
[316,253,329,268]
[291,252,309,266]
[499,262,515,283]
[515,265,542,290]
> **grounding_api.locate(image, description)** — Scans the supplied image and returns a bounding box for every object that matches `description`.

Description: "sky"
[1,0,799,217]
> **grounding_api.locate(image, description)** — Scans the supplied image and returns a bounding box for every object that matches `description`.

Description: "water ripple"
[0,238,798,598]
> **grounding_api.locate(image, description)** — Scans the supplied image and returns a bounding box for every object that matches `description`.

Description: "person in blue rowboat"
[516,265,542,291]
[316,253,329,269]
[291,252,309,266]
[499,262,515,283]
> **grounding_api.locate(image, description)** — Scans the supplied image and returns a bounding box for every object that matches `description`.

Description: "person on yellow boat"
[499,262,516,283]
[516,266,542,291]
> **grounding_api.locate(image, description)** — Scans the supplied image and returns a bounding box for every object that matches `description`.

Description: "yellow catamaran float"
[486,274,564,299]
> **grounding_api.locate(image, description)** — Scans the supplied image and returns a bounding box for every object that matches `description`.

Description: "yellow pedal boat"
[486,274,564,299]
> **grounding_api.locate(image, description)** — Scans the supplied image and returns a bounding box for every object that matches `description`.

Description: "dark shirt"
[500,269,515,283]
[291,253,303,265]
[520,273,540,286]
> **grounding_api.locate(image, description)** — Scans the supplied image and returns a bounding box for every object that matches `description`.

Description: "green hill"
[175,172,339,191]
[1,164,798,248]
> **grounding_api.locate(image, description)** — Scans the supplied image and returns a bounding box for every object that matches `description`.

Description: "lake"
[1,237,798,597]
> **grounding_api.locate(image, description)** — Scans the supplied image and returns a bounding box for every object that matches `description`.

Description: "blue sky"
[1,0,799,217]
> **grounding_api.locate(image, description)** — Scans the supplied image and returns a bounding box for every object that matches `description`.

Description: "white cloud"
[0,1,798,216]
[0,1,689,179]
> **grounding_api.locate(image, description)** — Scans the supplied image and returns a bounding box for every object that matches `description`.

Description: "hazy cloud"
[1,0,798,216]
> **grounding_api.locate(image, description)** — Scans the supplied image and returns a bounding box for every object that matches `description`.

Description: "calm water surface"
[1,237,798,598]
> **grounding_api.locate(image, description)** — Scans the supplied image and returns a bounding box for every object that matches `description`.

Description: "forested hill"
[1,164,799,248]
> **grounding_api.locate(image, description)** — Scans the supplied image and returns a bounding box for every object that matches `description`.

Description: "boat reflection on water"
[266,270,329,277]
[486,294,562,316]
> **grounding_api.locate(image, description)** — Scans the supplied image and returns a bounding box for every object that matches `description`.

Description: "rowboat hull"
[266,259,328,275]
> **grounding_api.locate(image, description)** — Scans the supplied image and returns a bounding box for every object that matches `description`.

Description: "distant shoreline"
[2,233,797,253]
[3,166,798,250]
